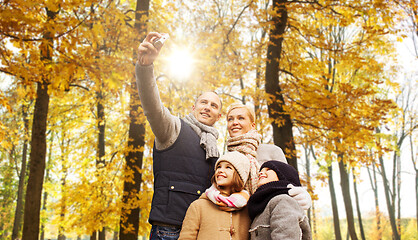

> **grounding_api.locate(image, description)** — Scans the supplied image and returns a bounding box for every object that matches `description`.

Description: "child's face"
[215,161,235,188]
[257,167,279,187]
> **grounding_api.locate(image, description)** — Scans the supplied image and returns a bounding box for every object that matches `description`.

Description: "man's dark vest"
[149,119,217,226]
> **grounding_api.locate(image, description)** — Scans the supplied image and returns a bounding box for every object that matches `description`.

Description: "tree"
[11,99,30,240]
[119,0,149,238]
[367,161,383,239]
[1,0,139,238]
[272,1,400,238]
[395,0,418,232]
[21,7,57,238]
[265,0,297,169]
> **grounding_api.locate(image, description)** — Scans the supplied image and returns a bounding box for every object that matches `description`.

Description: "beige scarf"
[183,113,220,160]
[227,129,261,194]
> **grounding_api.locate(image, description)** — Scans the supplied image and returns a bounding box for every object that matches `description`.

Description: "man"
[136,32,310,240]
[136,32,222,239]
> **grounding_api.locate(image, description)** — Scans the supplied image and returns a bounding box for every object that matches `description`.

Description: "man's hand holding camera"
[137,32,169,66]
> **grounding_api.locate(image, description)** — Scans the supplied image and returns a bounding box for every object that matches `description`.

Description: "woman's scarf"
[247,180,291,220]
[205,184,249,211]
[183,113,219,160]
[227,129,261,194]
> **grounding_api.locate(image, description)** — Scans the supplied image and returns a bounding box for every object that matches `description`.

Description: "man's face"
[192,92,222,126]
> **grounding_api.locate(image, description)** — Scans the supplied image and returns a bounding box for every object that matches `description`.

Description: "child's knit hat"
[260,160,301,186]
[215,151,250,184]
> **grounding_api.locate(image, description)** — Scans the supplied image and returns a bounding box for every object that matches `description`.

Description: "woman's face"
[227,107,255,138]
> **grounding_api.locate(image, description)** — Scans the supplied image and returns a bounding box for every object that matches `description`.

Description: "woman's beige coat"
[179,194,250,240]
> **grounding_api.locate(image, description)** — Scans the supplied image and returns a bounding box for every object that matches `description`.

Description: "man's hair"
[195,91,222,111]
[211,164,244,193]
[226,103,255,123]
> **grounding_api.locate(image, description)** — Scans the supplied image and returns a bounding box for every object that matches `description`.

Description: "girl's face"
[227,107,255,138]
[215,161,235,192]
[257,167,279,187]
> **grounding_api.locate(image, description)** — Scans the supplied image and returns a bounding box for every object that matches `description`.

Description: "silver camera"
[153,34,169,49]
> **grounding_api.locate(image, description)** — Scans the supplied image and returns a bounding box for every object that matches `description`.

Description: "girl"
[179,151,251,240]
[247,160,312,240]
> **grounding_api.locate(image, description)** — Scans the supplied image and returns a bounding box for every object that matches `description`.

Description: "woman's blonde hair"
[226,103,256,123]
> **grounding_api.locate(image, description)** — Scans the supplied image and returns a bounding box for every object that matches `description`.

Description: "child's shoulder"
[268,194,299,208]
[190,195,215,208]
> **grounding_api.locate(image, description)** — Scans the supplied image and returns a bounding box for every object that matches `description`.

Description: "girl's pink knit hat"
[215,151,250,184]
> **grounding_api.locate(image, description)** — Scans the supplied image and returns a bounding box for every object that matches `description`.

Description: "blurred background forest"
[0,0,417,239]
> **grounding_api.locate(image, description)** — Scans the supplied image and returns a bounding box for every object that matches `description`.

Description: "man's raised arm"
[135,32,180,150]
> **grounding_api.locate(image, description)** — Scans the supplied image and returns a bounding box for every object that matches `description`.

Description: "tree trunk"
[97,87,106,240]
[410,119,418,237]
[91,231,97,240]
[97,88,106,167]
[396,153,401,236]
[392,128,405,238]
[367,163,382,239]
[353,175,365,240]
[98,229,105,240]
[328,164,342,240]
[58,131,68,240]
[338,157,358,240]
[303,144,312,223]
[254,27,266,131]
[309,145,319,238]
[40,133,53,240]
[22,8,56,240]
[39,174,49,240]
[304,144,317,238]
[12,104,29,240]
[119,0,149,239]
[379,155,400,240]
[265,0,297,169]
[22,80,50,240]
[416,167,418,234]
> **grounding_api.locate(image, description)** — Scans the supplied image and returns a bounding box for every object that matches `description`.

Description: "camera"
[153,33,169,49]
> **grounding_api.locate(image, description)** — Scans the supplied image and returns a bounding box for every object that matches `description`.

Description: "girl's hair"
[211,161,245,193]
[227,103,255,123]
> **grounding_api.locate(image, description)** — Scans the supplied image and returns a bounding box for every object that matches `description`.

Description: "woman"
[226,103,287,164]
[226,103,311,209]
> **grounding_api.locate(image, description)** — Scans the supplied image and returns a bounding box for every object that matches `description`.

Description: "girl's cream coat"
[179,194,250,240]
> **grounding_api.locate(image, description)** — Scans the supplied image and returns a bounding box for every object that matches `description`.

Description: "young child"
[179,151,251,240]
[248,160,312,240]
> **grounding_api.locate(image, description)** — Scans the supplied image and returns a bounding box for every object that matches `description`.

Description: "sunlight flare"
[166,48,194,80]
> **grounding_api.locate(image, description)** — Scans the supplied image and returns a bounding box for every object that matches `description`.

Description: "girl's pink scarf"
[205,184,249,211]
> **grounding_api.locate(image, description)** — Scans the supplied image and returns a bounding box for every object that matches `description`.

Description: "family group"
[136,32,312,240]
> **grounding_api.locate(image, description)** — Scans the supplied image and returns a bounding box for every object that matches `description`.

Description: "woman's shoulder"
[257,144,287,164]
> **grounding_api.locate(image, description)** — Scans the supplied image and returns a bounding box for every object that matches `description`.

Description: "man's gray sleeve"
[135,63,180,150]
